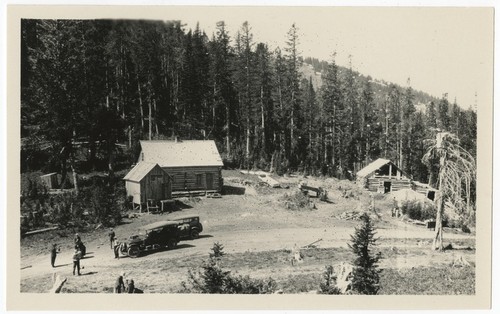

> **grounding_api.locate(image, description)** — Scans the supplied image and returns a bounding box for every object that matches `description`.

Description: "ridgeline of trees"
[21,19,477,186]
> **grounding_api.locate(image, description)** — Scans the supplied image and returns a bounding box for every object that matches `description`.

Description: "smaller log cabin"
[356,158,411,193]
[138,140,224,195]
[123,162,172,206]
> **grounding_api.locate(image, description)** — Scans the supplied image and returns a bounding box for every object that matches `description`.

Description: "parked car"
[173,215,203,239]
[121,221,180,258]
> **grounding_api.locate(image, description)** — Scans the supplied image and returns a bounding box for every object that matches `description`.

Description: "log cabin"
[138,140,223,195]
[356,158,411,193]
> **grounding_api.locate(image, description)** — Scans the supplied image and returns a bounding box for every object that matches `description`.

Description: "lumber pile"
[240,170,281,188]
[336,211,363,220]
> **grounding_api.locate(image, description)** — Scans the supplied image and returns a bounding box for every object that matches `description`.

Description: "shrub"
[400,199,436,221]
[282,191,314,211]
[85,184,122,227]
[319,265,342,295]
[348,213,382,295]
[45,192,83,228]
[180,242,277,294]
[20,179,50,228]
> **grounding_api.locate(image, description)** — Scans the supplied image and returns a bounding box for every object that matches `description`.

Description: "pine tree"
[208,21,236,158]
[283,23,302,168]
[341,57,360,173]
[320,53,344,176]
[300,77,319,174]
[348,213,382,295]
[358,78,381,163]
[254,42,274,165]
[233,21,256,168]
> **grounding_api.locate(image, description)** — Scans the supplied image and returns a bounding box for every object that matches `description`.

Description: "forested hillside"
[21,19,477,185]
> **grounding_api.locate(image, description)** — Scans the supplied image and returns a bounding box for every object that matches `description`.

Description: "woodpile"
[336,211,363,220]
[239,170,281,188]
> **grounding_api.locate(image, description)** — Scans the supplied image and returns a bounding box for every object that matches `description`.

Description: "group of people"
[48,228,143,292]
[114,272,140,293]
[50,233,85,276]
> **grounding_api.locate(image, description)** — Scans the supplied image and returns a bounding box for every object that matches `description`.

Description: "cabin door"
[206,173,214,190]
[150,175,165,201]
[383,181,392,193]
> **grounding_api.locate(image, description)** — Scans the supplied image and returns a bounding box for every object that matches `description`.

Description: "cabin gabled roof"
[123,162,163,183]
[138,140,223,167]
[356,158,399,178]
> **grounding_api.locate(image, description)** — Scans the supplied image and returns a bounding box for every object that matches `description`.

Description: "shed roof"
[139,140,223,167]
[356,158,394,178]
[123,162,162,182]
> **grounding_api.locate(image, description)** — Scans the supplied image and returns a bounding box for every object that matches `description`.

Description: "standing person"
[124,279,129,293]
[50,244,59,268]
[114,273,126,293]
[72,248,82,276]
[74,233,81,244]
[108,228,115,249]
[113,239,121,259]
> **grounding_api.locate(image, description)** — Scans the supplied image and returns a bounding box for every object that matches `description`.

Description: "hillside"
[301,58,438,112]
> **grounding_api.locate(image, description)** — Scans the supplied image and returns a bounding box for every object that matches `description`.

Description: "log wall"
[162,166,222,192]
[366,177,411,193]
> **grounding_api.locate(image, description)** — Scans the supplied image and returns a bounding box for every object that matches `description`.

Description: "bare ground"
[19,170,476,294]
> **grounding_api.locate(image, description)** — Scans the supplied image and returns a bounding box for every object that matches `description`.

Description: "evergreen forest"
[21,19,477,187]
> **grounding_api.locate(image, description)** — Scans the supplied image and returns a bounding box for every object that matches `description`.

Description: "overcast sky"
[176,6,493,110]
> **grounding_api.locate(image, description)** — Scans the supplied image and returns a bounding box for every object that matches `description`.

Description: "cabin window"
[196,174,203,186]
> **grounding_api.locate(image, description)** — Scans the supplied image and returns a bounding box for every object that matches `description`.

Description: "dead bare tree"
[423,131,476,251]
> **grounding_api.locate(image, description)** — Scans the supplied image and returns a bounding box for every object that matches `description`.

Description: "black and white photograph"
[3,2,495,311]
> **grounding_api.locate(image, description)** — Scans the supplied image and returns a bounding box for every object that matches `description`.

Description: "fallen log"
[23,226,59,236]
[50,273,67,293]
[302,238,322,248]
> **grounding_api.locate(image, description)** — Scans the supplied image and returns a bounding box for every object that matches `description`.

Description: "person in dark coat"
[114,273,126,293]
[108,228,115,249]
[74,233,81,244]
[72,249,82,276]
[127,279,135,293]
[50,244,59,268]
[74,234,86,257]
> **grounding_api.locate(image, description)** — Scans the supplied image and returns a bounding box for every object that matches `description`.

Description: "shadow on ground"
[222,185,246,195]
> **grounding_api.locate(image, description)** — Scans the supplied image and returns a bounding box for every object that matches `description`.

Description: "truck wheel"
[167,238,177,250]
[128,246,140,258]
[190,230,200,239]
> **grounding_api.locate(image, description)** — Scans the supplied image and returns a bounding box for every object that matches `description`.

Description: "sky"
[175,6,493,110]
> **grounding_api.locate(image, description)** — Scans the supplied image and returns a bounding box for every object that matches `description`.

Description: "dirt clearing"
[20,170,475,294]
